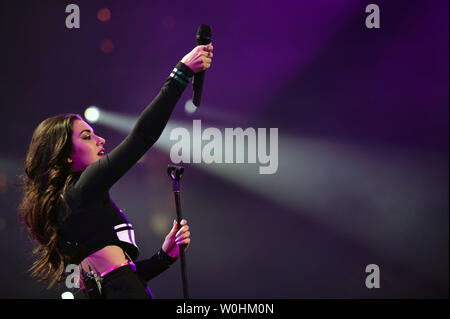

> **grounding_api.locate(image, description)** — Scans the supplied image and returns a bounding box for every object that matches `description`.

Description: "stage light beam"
[84,106,100,123]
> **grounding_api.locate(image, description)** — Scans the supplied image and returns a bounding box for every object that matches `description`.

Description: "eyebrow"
[79,129,93,136]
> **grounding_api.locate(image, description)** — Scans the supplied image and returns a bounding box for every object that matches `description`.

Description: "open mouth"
[97,149,106,156]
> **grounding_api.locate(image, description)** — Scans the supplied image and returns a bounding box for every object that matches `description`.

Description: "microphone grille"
[196,25,211,45]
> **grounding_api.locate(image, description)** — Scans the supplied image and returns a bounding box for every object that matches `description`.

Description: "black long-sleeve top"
[56,62,193,281]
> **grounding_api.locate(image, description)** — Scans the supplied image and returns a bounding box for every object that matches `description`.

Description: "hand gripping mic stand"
[167,165,189,299]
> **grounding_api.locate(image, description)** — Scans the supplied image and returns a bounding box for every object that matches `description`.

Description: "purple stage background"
[0,0,448,298]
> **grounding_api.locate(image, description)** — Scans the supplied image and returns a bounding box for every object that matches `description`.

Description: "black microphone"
[193,25,211,107]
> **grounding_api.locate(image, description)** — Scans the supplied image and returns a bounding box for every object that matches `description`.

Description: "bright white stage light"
[84,106,100,123]
[61,291,74,299]
[184,99,197,114]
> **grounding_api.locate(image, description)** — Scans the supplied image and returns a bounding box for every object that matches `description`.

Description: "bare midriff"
[79,245,129,277]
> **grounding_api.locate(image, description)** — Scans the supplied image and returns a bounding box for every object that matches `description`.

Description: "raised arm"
[73,45,213,198]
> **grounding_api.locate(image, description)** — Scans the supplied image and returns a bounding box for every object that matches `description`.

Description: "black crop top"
[56,62,194,277]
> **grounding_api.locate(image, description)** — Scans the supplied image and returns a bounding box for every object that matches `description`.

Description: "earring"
[67,158,72,163]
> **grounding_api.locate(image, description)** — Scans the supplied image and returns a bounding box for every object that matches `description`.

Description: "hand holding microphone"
[180,25,213,106]
[181,43,213,73]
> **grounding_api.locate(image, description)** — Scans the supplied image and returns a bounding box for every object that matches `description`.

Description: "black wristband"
[177,62,194,78]
[169,62,194,88]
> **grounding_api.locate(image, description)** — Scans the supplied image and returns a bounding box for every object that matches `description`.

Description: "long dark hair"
[18,114,81,288]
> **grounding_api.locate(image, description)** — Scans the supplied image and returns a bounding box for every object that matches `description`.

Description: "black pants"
[99,265,153,299]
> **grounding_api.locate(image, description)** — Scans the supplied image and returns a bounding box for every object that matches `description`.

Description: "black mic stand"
[167,165,189,299]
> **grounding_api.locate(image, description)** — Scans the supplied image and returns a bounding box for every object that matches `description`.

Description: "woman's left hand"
[162,219,191,259]
[181,44,213,73]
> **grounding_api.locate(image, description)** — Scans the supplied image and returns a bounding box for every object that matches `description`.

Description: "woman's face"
[70,119,106,171]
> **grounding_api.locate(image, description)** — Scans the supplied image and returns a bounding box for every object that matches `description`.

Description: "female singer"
[18,43,213,298]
